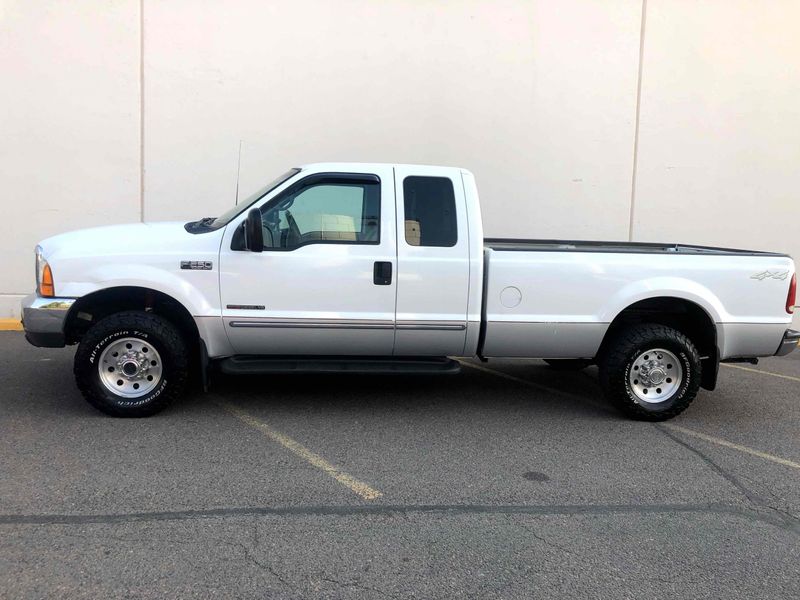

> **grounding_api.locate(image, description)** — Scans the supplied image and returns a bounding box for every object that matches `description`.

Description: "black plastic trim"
[476,250,491,360]
[199,338,210,392]
[700,346,720,391]
[373,261,392,285]
[24,330,66,348]
[721,357,760,364]
[215,355,461,376]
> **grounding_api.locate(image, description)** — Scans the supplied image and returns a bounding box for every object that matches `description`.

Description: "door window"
[261,178,380,250]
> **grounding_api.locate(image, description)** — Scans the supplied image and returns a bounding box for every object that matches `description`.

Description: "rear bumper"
[775,329,800,357]
[20,294,76,348]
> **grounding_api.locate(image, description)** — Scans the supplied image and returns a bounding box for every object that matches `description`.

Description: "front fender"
[56,263,219,317]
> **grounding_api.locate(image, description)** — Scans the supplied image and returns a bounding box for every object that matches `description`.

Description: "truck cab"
[215,163,483,358]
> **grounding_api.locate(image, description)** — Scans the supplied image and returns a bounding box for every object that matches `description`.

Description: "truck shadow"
[8,340,616,421]
[199,362,617,421]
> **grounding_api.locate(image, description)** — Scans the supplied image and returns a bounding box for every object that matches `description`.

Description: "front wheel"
[598,324,701,421]
[74,311,189,417]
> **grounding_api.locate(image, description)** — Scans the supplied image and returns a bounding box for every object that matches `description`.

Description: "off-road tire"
[598,323,701,421]
[74,311,188,417]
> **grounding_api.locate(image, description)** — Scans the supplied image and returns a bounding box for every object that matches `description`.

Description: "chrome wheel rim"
[628,348,682,403]
[98,337,163,398]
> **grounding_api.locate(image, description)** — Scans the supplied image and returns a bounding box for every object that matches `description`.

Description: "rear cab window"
[402,176,458,247]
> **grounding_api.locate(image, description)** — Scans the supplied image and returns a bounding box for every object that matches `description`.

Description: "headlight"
[35,246,54,297]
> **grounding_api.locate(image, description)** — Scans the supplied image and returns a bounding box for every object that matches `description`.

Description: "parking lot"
[1,330,799,598]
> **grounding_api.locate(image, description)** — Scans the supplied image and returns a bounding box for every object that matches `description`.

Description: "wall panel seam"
[628,0,648,242]
[139,0,145,222]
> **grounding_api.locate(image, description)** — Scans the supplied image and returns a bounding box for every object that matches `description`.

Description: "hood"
[39,221,194,260]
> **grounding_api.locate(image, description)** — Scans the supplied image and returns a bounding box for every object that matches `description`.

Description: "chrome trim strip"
[228,319,394,330]
[228,319,467,331]
[226,304,266,310]
[396,322,467,331]
[486,320,611,325]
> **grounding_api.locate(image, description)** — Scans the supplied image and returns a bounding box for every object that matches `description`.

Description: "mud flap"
[700,348,719,391]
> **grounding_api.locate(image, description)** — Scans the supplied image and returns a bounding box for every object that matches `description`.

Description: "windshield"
[197,168,301,230]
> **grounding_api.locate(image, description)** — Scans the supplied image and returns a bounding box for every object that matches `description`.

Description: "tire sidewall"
[86,328,170,408]
[620,338,696,414]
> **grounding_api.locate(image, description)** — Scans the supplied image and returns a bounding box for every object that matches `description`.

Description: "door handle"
[373,261,392,285]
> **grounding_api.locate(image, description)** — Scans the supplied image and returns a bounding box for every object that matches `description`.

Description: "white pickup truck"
[22,163,798,420]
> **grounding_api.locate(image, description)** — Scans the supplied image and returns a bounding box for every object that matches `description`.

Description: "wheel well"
[600,297,719,390]
[64,287,199,350]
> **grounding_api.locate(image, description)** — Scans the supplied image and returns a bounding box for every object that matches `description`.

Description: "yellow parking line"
[664,424,800,470]
[721,363,800,383]
[461,360,800,470]
[0,319,22,331]
[218,401,383,501]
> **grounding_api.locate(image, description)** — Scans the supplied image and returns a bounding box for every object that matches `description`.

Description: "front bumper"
[775,329,800,357]
[21,294,76,348]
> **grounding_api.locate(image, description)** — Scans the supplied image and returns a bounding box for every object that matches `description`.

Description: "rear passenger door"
[393,166,471,356]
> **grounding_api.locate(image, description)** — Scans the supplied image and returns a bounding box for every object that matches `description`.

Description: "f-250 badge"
[180,261,213,270]
[750,270,788,281]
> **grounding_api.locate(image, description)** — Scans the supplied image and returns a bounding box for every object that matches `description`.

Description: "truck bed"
[480,238,794,361]
[484,238,788,257]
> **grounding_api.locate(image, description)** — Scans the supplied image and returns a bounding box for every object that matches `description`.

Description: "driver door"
[218,167,397,355]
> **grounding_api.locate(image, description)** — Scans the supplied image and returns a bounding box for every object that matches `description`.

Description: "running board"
[216,356,461,376]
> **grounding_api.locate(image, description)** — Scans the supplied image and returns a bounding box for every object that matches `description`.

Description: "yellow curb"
[0,319,23,331]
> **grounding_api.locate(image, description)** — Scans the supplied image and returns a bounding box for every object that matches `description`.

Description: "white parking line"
[461,360,800,470]
[721,363,800,383]
[664,424,800,470]
[218,401,383,500]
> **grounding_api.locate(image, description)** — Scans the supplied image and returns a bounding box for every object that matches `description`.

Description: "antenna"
[234,140,243,205]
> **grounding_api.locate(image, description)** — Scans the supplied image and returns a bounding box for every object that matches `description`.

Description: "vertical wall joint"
[139,0,145,222]
[628,0,647,242]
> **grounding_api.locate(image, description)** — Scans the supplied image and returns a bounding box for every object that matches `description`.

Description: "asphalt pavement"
[1,331,799,599]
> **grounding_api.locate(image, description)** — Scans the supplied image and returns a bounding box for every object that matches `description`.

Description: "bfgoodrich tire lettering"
[599,323,701,421]
[74,311,188,417]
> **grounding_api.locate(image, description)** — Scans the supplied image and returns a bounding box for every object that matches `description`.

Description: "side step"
[216,356,461,376]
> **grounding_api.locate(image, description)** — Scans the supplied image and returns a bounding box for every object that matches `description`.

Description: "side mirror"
[244,208,263,252]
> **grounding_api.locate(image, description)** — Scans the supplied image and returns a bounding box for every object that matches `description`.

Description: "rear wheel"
[599,323,701,421]
[74,311,188,417]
